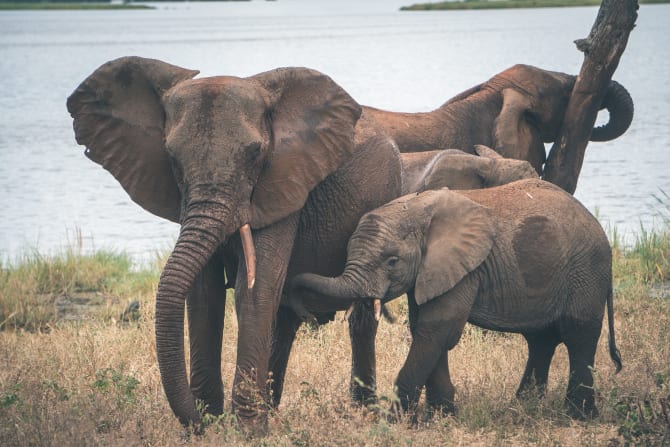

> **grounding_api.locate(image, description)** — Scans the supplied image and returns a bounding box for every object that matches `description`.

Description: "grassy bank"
[0,221,668,445]
[0,2,153,10]
[401,0,669,11]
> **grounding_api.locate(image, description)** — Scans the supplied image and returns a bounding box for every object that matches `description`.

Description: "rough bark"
[542,0,638,194]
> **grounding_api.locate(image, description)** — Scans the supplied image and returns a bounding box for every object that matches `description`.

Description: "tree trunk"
[542,0,639,194]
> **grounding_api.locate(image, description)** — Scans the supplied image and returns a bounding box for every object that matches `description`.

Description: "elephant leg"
[424,349,455,418]
[407,289,419,336]
[394,327,461,419]
[394,280,474,418]
[268,305,303,408]
[516,329,560,399]
[561,319,602,419]
[232,214,300,434]
[186,251,227,416]
[348,301,379,406]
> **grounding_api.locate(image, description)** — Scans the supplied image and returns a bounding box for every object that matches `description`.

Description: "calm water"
[1,1,669,263]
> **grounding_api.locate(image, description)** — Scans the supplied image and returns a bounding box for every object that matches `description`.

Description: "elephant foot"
[565,396,599,420]
[383,396,423,426]
[384,400,402,424]
[565,381,598,420]
[236,412,269,438]
[384,405,422,427]
[350,380,378,407]
[515,383,547,402]
[232,379,271,437]
[191,384,224,419]
[423,401,455,422]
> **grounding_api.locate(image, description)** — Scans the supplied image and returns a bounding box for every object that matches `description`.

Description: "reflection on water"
[1,1,669,262]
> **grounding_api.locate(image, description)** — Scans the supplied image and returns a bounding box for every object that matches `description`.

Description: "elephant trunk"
[155,205,254,428]
[590,80,634,141]
[292,269,378,302]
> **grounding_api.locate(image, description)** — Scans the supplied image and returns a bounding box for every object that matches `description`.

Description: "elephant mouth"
[343,298,383,321]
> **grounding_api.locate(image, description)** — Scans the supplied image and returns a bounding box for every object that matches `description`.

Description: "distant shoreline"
[0,0,255,11]
[0,2,153,10]
[400,0,668,11]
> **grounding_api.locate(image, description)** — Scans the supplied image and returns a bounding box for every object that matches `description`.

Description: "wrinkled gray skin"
[289,145,538,404]
[360,64,634,175]
[67,56,402,434]
[402,145,538,194]
[293,179,622,420]
[289,146,538,320]
[342,64,632,407]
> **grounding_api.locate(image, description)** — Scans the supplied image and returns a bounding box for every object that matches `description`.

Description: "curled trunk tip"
[590,80,634,142]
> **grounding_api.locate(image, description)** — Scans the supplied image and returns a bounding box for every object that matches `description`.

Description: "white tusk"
[374,299,382,322]
[239,223,256,289]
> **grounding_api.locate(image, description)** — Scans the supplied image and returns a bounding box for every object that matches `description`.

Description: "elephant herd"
[67,56,632,435]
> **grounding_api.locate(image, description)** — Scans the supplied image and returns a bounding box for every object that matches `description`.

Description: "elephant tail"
[607,286,623,373]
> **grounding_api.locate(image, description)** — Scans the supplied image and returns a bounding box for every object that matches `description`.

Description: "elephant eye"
[386,256,399,268]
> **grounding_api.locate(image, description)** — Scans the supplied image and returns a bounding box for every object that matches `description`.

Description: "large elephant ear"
[493,88,545,173]
[414,190,496,305]
[66,56,199,222]
[249,68,362,228]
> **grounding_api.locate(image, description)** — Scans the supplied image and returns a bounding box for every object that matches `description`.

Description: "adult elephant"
[358,64,634,174]
[67,56,403,434]
[292,179,622,420]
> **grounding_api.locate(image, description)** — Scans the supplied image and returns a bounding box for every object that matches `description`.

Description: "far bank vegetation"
[400,0,668,11]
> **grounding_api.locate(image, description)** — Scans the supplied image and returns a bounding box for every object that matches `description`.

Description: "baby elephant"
[292,178,622,420]
[290,145,537,320]
[402,144,538,194]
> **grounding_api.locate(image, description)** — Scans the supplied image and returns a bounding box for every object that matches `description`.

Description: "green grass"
[400,0,669,11]
[0,239,161,331]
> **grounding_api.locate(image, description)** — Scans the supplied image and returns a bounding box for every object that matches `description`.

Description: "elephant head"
[67,56,361,426]
[292,189,495,306]
[362,64,633,178]
[490,64,634,169]
[470,144,539,187]
[402,145,538,194]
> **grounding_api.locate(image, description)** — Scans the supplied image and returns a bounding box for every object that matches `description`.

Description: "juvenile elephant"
[288,145,538,403]
[67,56,403,433]
[359,64,634,174]
[290,146,537,320]
[401,145,538,194]
[292,178,622,419]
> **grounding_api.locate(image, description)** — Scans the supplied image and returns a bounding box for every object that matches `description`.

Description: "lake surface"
[1,0,669,263]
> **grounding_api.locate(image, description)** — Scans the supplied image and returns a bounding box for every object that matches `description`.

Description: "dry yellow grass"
[1,235,669,445]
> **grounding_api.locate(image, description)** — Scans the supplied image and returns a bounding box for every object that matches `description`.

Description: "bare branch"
[543,0,638,194]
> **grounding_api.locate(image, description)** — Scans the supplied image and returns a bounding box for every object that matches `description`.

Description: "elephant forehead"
[164,78,268,144]
[355,213,384,236]
[165,77,267,113]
